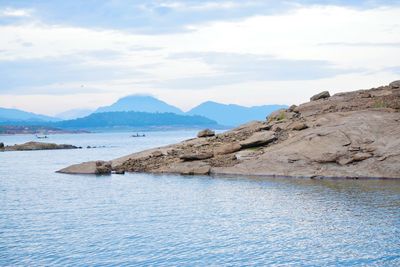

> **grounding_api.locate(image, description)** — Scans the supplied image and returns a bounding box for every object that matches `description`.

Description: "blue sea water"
[0,131,399,266]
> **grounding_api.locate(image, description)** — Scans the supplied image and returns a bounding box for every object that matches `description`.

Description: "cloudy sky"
[0,0,399,115]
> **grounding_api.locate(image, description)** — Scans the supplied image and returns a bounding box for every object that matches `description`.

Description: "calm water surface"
[1,131,399,266]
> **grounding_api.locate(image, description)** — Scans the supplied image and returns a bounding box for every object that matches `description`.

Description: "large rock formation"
[59,81,400,179]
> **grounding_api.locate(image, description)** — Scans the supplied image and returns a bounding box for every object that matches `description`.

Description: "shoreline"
[58,169,400,181]
[58,81,400,179]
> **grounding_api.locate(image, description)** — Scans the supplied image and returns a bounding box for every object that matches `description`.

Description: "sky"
[0,0,399,115]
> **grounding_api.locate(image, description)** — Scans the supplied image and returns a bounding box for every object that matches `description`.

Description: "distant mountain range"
[187,101,288,126]
[0,95,287,129]
[94,95,286,126]
[0,107,59,122]
[56,108,94,120]
[54,111,217,129]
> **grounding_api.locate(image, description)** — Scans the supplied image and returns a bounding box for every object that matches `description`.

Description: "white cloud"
[0,4,399,115]
[0,7,32,17]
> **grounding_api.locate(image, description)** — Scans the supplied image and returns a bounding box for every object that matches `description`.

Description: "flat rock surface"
[59,81,400,179]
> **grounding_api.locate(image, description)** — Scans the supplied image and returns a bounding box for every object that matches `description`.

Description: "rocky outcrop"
[310,91,330,101]
[1,141,79,152]
[58,81,400,179]
[239,131,276,148]
[390,80,400,89]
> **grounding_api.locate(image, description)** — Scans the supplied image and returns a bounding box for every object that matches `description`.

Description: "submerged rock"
[3,141,78,151]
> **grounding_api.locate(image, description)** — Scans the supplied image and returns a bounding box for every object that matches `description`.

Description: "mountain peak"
[95,94,183,114]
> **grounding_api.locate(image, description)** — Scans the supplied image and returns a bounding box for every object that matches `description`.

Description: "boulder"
[214,143,241,155]
[288,105,297,112]
[180,152,213,161]
[197,129,215,138]
[0,142,4,149]
[239,131,276,148]
[389,80,400,89]
[291,122,308,131]
[310,91,330,101]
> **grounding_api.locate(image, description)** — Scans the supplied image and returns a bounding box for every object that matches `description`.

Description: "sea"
[1,131,399,266]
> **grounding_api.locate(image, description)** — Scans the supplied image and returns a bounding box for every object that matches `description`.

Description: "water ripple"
[1,132,399,266]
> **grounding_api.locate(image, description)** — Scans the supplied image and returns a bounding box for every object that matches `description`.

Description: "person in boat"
[132,133,145,137]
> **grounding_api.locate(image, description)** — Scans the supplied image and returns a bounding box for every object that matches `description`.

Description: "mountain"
[54,111,218,129]
[187,101,288,126]
[96,95,287,127]
[1,96,288,130]
[95,95,183,114]
[0,107,59,122]
[56,108,94,120]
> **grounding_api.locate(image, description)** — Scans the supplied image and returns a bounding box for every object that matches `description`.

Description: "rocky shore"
[59,81,400,179]
[1,141,79,151]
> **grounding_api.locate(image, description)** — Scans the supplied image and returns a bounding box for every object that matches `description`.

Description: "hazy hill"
[187,101,288,126]
[54,111,217,129]
[0,107,59,122]
[1,96,288,130]
[95,95,287,126]
[56,108,94,120]
[95,95,183,114]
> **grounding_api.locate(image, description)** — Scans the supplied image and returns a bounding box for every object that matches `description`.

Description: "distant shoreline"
[0,125,89,135]
[0,126,230,136]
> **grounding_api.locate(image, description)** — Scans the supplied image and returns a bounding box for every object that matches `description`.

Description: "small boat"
[36,134,48,139]
[131,133,146,137]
